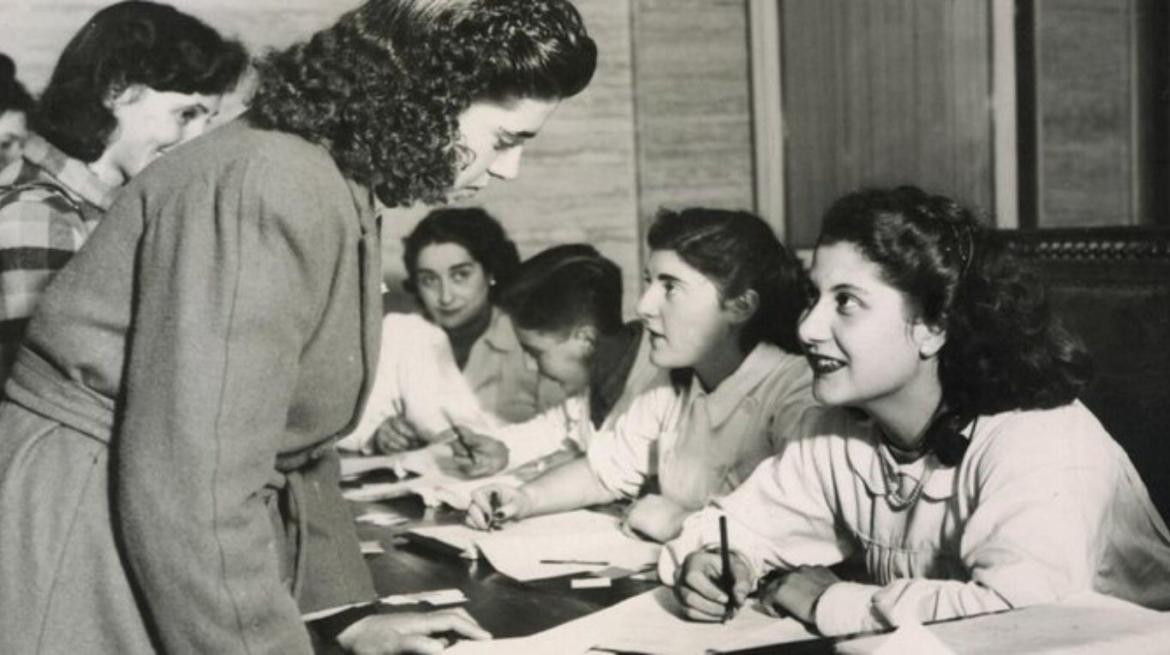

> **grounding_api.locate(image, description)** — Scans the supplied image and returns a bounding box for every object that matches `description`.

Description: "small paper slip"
[339,454,406,481]
[355,510,410,527]
[837,592,1170,655]
[359,540,385,555]
[380,588,467,607]
[570,577,611,589]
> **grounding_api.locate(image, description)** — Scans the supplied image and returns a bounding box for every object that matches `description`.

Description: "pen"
[442,410,476,465]
[538,559,610,566]
[719,515,735,623]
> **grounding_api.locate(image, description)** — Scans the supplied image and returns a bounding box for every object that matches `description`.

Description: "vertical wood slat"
[779,0,995,247]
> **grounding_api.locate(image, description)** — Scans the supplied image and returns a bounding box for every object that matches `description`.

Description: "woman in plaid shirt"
[0,1,246,385]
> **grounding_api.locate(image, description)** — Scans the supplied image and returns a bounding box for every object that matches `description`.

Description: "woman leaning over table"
[666,186,1170,636]
[0,1,596,653]
[0,0,246,386]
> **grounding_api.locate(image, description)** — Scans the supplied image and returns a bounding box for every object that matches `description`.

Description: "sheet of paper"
[836,593,1170,655]
[459,586,814,654]
[407,510,624,563]
[476,526,661,582]
[340,445,521,510]
[339,454,406,480]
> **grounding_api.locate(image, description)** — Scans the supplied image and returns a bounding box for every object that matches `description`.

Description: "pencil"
[442,410,476,464]
[538,559,610,566]
[719,515,735,623]
[488,490,501,531]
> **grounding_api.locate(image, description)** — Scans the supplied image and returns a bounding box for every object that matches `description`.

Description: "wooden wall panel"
[631,0,757,255]
[780,0,994,247]
[2,1,758,318]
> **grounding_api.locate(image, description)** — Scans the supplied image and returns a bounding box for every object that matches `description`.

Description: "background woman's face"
[0,109,28,170]
[415,241,493,331]
[449,96,560,201]
[102,85,221,182]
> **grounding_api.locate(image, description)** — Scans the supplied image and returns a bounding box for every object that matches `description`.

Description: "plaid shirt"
[0,133,116,381]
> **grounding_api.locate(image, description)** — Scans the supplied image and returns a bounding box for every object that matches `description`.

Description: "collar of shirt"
[845,416,966,502]
[685,342,789,430]
[19,132,118,211]
[479,307,518,354]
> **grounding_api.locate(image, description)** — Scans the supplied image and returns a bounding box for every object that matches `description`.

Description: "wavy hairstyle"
[34,1,247,163]
[499,244,623,337]
[818,186,1092,421]
[402,207,520,304]
[647,208,806,355]
[249,0,597,207]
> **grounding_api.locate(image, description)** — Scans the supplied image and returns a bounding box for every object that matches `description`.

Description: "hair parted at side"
[647,207,806,355]
[33,1,247,163]
[818,185,1092,417]
[499,244,623,337]
[249,0,597,208]
[0,54,34,115]
[402,206,520,303]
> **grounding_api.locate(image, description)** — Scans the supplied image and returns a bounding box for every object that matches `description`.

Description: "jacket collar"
[844,415,969,501]
[687,342,789,429]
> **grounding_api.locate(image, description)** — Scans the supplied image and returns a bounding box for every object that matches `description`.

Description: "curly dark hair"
[33,1,247,163]
[402,207,520,305]
[818,186,1092,419]
[248,0,597,208]
[0,54,34,115]
[499,243,623,337]
[647,208,806,355]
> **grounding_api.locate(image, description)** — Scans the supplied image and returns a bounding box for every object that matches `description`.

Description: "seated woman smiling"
[665,186,1170,636]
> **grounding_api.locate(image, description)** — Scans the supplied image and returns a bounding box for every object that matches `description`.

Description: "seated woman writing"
[342,207,567,454]
[442,243,662,477]
[466,208,816,542]
[665,186,1170,636]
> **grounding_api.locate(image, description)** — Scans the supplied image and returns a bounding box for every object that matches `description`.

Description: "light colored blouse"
[587,342,814,510]
[661,401,1170,636]
[336,312,496,452]
[463,308,566,425]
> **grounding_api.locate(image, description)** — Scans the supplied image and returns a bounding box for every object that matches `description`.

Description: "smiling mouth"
[806,353,846,375]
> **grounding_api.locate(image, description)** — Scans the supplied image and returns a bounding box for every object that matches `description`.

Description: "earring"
[489,278,496,287]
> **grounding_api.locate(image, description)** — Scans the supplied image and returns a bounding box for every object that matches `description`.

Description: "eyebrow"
[499,128,537,140]
[828,282,869,296]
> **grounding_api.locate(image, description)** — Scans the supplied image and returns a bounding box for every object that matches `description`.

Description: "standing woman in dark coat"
[0,1,596,654]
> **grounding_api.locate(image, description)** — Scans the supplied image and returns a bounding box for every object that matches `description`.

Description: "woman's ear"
[571,324,598,355]
[913,321,946,359]
[724,289,760,326]
[103,83,143,110]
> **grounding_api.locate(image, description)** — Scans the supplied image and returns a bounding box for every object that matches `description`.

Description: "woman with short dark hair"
[0,1,247,385]
[0,1,596,653]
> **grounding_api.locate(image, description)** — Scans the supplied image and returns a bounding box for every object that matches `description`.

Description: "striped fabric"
[0,133,116,380]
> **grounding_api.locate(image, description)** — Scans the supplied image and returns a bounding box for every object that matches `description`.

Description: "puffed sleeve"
[659,406,852,586]
[112,154,355,653]
[812,409,1116,636]
[586,383,679,499]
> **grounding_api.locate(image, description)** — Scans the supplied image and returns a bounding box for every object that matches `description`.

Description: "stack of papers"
[836,592,1170,655]
[444,586,816,654]
[406,510,661,581]
[339,445,521,510]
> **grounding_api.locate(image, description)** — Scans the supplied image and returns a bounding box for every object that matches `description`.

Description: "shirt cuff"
[814,581,881,636]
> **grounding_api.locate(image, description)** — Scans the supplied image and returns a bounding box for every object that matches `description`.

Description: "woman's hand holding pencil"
[672,524,753,622]
[465,484,531,531]
[444,426,509,478]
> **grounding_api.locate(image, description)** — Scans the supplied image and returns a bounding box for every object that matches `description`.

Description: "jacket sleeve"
[112,155,353,653]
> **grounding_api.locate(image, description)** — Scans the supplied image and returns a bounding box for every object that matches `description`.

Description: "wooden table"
[353,495,660,638]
